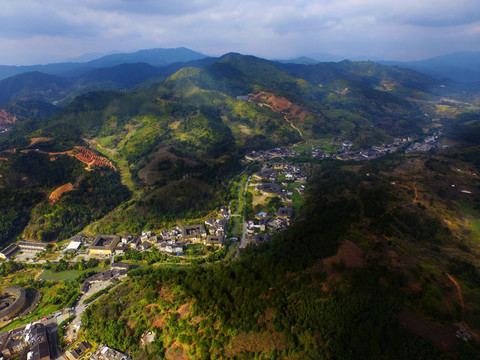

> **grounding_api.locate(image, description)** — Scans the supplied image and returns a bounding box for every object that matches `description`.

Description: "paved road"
[66,280,115,343]
[234,176,251,260]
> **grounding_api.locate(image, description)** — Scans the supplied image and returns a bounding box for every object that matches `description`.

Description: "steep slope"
[4,100,59,120]
[0,72,74,105]
[83,148,480,359]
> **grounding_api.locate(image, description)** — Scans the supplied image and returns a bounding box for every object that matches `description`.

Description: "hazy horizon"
[1,0,479,65]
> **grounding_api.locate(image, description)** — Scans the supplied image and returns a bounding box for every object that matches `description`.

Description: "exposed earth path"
[260,102,303,138]
[413,182,419,202]
[447,273,465,321]
[284,114,303,137]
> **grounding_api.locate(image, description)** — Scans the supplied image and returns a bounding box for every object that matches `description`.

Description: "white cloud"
[0,0,478,64]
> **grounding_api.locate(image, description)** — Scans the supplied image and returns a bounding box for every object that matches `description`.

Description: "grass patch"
[39,267,101,281]
[458,201,480,238]
[292,138,336,153]
[90,139,136,192]
[0,268,40,289]
[290,186,305,212]
[236,174,249,215]
[229,217,243,238]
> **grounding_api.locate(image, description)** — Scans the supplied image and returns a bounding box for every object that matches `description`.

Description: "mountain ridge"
[0,47,208,81]
[380,51,480,83]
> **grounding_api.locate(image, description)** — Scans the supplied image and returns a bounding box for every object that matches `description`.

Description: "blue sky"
[1,0,479,65]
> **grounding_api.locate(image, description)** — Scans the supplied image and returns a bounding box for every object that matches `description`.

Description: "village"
[1,151,314,264]
[0,148,312,359]
[405,130,442,153]
[245,131,441,163]
[1,130,444,265]
[0,129,444,360]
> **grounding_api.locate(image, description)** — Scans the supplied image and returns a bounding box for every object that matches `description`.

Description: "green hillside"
[1,52,480,358]
[0,53,472,242]
[83,148,480,359]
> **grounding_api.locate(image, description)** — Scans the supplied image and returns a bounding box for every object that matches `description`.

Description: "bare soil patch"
[165,345,189,360]
[238,124,252,135]
[177,302,191,319]
[252,193,268,206]
[322,240,365,269]
[158,286,175,304]
[337,240,365,268]
[250,91,312,129]
[49,183,73,202]
[225,331,290,357]
[151,315,167,328]
[29,137,53,146]
[398,309,457,350]
[0,109,17,126]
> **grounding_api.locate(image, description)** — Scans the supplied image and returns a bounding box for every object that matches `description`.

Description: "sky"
[1,0,479,65]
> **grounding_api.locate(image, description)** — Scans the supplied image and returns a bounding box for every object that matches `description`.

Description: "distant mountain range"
[0,47,479,115]
[265,51,480,83]
[0,47,479,85]
[0,47,207,81]
[0,56,217,107]
[278,51,480,83]
[379,51,480,83]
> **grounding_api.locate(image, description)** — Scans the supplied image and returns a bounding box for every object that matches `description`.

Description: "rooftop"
[90,235,120,250]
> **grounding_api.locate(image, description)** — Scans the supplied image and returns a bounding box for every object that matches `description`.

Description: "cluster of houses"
[242,155,306,248]
[333,137,413,161]
[245,147,300,162]
[245,131,442,165]
[251,163,307,202]
[311,133,442,162]
[63,206,230,258]
[405,132,441,153]
[0,323,51,360]
[253,162,308,183]
[66,341,131,360]
[245,206,295,246]
[66,341,92,360]
[80,263,130,294]
[0,206,230,264]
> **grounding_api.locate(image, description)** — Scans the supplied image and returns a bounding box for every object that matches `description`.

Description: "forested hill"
[0,52,476,245]
[84,148,480,359]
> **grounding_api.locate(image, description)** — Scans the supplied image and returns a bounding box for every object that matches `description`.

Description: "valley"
[0,51,479,359]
